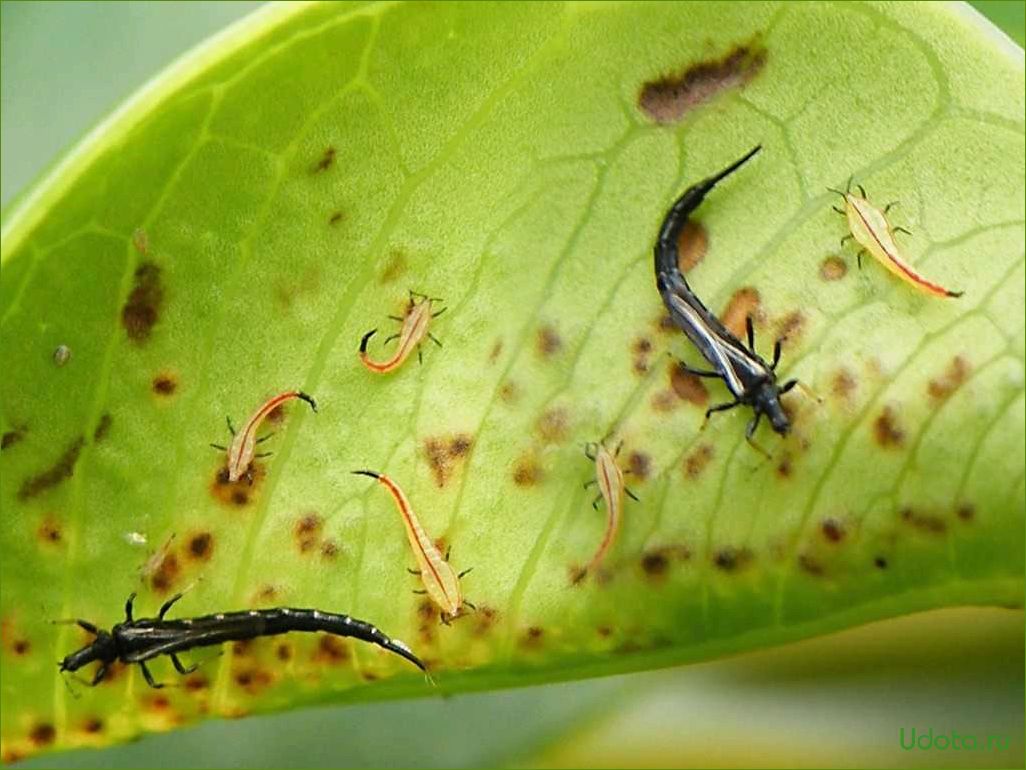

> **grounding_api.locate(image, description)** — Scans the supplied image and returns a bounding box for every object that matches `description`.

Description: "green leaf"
[2,1,1022,760]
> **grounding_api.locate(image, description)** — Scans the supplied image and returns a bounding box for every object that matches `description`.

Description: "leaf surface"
[1,1,1023,760]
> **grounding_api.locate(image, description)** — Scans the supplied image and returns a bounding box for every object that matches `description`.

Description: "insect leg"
[744,414,772,459]
[138,661,165,689]
[591,494,603,510]
[583,442,598,461]
[839,234,854,247]
[771,338,783,370]
[677,361,721,378]
[583,479,598,489]
[745,315,757,353]
[462,600,477,611]
[626,487,640,502]
[883,201,899,214]
[457,567,473,579]
[856,250,865,269]
[158,592,185,620]
[779,379,798,395]
[226,416,236,436]
[893,226,912,236]
[412,589,427,595]
[431,307,447,319]
[209,443,227,451]
[90,663,109,686]
[254,451,273,459]
[428,333,442,348]
[856,183,867,198]
[382,333,400,345]
[831,205,845,216]
[170,653,197,676]
[256,432,275,444]
[125,592,137,622]
[702,399,741,429]
[387,315,404,322]
[418,347,423,364]
[406,568,422,576]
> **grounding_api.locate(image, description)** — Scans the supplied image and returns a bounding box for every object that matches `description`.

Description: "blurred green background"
[2,2,1023,767]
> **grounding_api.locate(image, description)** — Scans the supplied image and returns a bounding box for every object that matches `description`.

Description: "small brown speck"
[424,433,474,487]
[684,444,714,479]
[720,287,760,339]
[329,211,344,226]
[900,507,946,534]
[873,406,905,448]
[276,643,292,662]
[520,626,544,648]
[535,408,570,444]
[150,552,181,593]
[121,262,163,344]
[641,550,670,578]
[821,517,845,543]
[30,723,56,746]
[313,146,336,173]
[489,339,503,363]
[927,356,970,401]
[657,313,676,334]
[670,362,709,406]
[499,381,520,403]
[380,250,406,284]
[776,452,793,479]
[473,606,498,636]
[956,503,975,521]
[320,539,339,560]
[152,374,177,395]
[294,513,323,553]
[93,413,112,442]
[314,635,349,664]
[596,625,613,638]
[775,310,805,346]
[874,556,888,569]
[82,717,103,734]
[819,256,847,281]
[13,639,31,656]
[233,640,252,656]
[513,456,543,487]
[1,426,26,450]
[37,517,63,545]
[132,228,149,256]
[651,389,678,412]
[536,325,563,358]
[627,451,651,480]
[797,553,824,576]
[832,368,857,400]
[184,674,208,692]
[676,220,708,272]
[713,546,753,572]
[187,532,213,561]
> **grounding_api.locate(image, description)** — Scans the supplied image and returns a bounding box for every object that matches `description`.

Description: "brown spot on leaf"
[294,513,323,554]
[18,436,85,500]
[520,626,544,649]
[252,584,278,605]
[873,406,905,448]
[900,507,946,534]
[713,546,753,572]
[535,408,570,444]
[29,723,55,746]
[2,426,26,450]
[928,356,970,401]
[184,674,208,692]
[122,262,163,343]
[424,433,474,487]
[150,551,181,593]
[275,643,292,662]
[93,413,112,442]
[627,451,651,480]
[676,220,708,272]
[956,503,975,521]
[37,516,63,546]
[499,381,520,403]
[313,635,349,665]
[638,38,767,124]
[380,250,406,284]
[186,532,213,561]
[720,287,760,339]
[775,310,805,346]
[641,550,669,578]
[669,362,709,405]
[536,325,563,358]
[596,625,613,638]
[473,606,498,637]
[874,556,888,569]
[651,389,678,412]
[82,717,103,734]
[776,452,793,479]
[568,565,589,585]
[320,539,340,560]
[210,464,264,508]
[313,146,335,173]
[657,313,676,334]
[152,373,177,396]
[797,553,824,576]
[684,444,714,479]
[328,210,344,226]
[233,667,272,694]
[632,336,653,375]
[489,339,503,363]
[820,255,847,281]
[233,640,252,656]
[832,367,857,400]
[513,456,544,486]
[13,638,31,656]
[821,517,846,543]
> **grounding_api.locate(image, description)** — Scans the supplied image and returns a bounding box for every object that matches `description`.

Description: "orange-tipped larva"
[577,440,638,582]
[830,180,963,298]
[211,391,317,483]
[359,291,445,373]
[352,470,471,623]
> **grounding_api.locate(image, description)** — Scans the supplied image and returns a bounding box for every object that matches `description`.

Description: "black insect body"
[654,145,799,445]
[59,593,425,688]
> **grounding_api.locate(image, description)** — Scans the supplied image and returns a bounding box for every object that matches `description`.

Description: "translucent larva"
[831,180,963,298]
[212,391,317,483]
[352,470,470,623]
[359,291,445,374]
[577,441,638,582]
